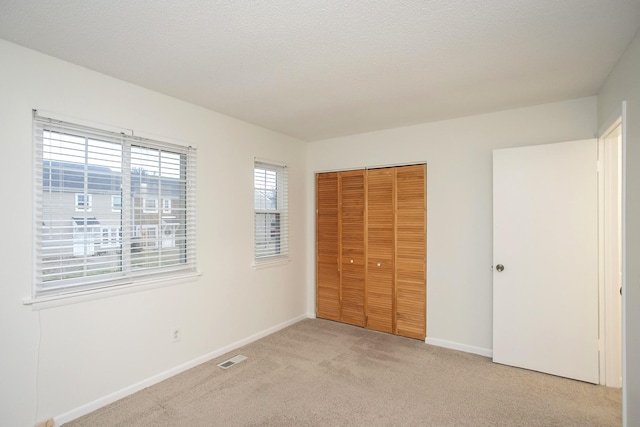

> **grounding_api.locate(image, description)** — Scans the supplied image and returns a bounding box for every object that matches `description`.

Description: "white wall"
[306,97,597,354]
[598,29,640,426]
[0,40,307,426]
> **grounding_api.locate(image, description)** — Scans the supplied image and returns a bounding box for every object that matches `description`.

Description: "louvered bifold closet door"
[395,165,427,340]
[316,173,340,321]
[366,168,395,333]
[339,170,366,327]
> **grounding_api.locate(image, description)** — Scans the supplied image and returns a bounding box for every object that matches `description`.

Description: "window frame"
[143,197,159,213]
[75,193,93,212]
[111,194,122,212]
[141,224,159,249]
[100,226,120,249]
[32,112,197,301]
[162,198,172,213]
[253,159,289,264]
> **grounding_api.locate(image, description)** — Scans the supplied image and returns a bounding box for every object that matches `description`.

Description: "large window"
[33,112,197,298]
[254,160,288,260]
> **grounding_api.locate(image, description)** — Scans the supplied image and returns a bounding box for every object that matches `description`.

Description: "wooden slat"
[339,170,366,326]
[366,168,394,333]
[395,164,426,339]
[316,173,340,321]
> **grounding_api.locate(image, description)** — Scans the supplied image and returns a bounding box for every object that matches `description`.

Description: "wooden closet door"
[339,170,366,327]
[366,168,394,333]
[316,173,340,321]
[395,165,427,339]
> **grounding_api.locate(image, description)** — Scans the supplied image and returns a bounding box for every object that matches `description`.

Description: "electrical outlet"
[171,327,181,343]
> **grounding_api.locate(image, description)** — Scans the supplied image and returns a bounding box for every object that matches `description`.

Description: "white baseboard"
[55,313,309,425]
[307,313,492,358]
[425,337,493,358]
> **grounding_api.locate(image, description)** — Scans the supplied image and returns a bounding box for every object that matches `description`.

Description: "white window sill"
[252,257,290,270]
[23,271,201,310]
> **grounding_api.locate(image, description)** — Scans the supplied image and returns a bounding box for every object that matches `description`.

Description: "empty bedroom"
[1,1,639,426]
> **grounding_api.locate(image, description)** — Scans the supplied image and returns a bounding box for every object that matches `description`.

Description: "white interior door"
[493,139,599,383]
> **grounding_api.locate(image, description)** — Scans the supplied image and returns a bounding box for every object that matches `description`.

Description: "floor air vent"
[217,354,248,369]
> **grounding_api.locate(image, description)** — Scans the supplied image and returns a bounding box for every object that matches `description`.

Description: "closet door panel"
[316,173,340,321]
[395,165,427,340]
[339,171,366,327]
[366,168,394,333]
[367,261,394,333]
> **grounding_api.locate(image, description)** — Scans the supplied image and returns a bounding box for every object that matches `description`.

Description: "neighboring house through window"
[33,112,197,298]
[254,160,288,261]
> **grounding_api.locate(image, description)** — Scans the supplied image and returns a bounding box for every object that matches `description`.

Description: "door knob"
[496,264,504,272]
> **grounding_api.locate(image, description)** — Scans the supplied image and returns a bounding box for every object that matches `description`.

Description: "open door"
[493,139,599,383]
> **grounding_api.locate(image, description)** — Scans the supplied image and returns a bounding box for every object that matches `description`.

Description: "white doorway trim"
[598,118,622,387]
[597,101,627,425]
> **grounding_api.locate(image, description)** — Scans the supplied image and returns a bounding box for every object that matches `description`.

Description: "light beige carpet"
[64,318,621,426]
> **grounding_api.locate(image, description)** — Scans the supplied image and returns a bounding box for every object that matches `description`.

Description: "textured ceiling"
[1,0,639,141]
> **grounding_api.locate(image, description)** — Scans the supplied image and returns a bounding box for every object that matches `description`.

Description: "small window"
[75,193,92,211]
[162,198,172,213]
[141,224,159,249]
[33,112,197,299]
[254,161,288,260]
[111,195,122,212]
[101,227,120,248]
[143,198,158,213]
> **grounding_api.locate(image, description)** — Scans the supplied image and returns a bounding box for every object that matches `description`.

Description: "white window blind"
[254,161,288,260]
[33,112,197,298]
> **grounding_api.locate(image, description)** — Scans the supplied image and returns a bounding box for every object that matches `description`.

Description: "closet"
[315,164,426,340]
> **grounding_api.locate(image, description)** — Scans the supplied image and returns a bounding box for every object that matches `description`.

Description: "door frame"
[597,101,627,413]
[598,118,623,387]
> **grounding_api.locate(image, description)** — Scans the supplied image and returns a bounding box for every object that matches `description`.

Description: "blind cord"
[34,308,42,425]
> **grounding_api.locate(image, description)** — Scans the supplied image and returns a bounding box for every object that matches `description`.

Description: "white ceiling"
[1,1,639,141]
